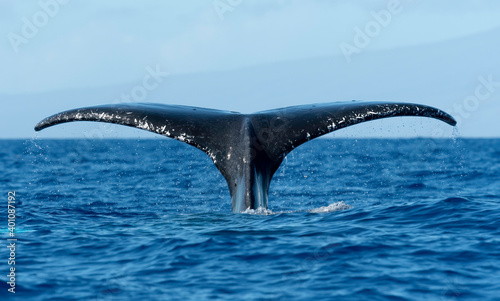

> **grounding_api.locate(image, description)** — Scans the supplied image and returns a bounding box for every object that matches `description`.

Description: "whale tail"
[35,101,456,212]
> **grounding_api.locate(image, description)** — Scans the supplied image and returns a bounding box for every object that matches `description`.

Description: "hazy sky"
[1,1,500,138]
[2,0,500,93]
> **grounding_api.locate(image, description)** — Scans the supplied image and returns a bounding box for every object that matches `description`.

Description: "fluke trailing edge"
[35,101,456,212]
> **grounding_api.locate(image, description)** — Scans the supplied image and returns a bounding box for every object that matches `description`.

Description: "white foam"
[241,201,352,215]
[308,201,352,213]
[241,207,275,215]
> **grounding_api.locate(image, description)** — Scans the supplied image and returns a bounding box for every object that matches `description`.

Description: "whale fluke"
[35,101,456,212]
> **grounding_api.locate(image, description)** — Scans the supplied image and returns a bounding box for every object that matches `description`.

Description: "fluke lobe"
[35,101,456,212]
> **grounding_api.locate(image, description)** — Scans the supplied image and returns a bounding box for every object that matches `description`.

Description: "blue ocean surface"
[1,138,499,300]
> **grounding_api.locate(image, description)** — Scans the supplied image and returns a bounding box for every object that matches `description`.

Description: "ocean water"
[1,138,499,300]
